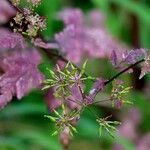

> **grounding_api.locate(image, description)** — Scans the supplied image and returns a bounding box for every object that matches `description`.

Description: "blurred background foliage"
[0,0,150,150]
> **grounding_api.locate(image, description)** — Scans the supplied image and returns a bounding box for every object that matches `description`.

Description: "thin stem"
[104,59,145,85]
[92,98,112,105]
[91,59,145,100]
[77,83,85,100]
[66,98,81,106]
[86,106,99,119]
[66,98,99,119]
[104,114,113,121]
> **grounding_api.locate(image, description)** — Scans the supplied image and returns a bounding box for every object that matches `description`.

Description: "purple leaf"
[139,53,150,79]
[110,50,118,66]
[44,88,61,112]
[0,0,16,24]
[57,8,83,26]
[88,10,104,27]
[0,29,25,50]
[123,48,145,64]
[55,25,82,63]
[54,8,125,63]
[0,50,43,110]
[33,38,59,49]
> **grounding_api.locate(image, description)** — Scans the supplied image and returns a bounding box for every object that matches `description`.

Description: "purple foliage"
[0,50,43,110]
[33,38,59,49]
[0,1,149,145]
[0,0,16,24]
[118,108,141,141]
[54,8,125,63]
[45,84,82,111]
[59,127,70,148]
[112,144,123,150]
[67,84,82,109]
[110,50,118,66]
[55,25,82,63]
[87,10,104,27]
[122,48,145,64]
[57,8,83,27]
[44,88,61,112]
[114,100,122,109]
[110,48,145,67]
[112,108,150,150]
[140,65,150,79]
[110,49,146,74]
[140,53,150,79]
[0,29,25,50]
[136,134,150,150]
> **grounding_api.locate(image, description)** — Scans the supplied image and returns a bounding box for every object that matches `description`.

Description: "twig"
[92,98,112,105]
[104,59,145,85]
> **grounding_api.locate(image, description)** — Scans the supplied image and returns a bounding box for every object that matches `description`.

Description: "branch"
[104,59,145,85]
[90,59,145,101]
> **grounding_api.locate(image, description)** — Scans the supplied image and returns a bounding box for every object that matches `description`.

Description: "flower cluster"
[111,80,132,109]
[12,0,41,7]
[42,61,93,108]
[97,115,121,138]
[43,62,128,139]
[11,0,46,37]
[44,104,78,137]
[27,0,41,7]
[11,0,20,6]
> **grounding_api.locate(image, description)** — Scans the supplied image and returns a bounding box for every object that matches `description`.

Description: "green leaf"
[99,125,102,137]
[70,125,78,133]
[91,0,150,25]
[42,85,51,90]
[52,130,59,136]
[44,115,56,122]
[80,60,88,76]
[53,110,61,118]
